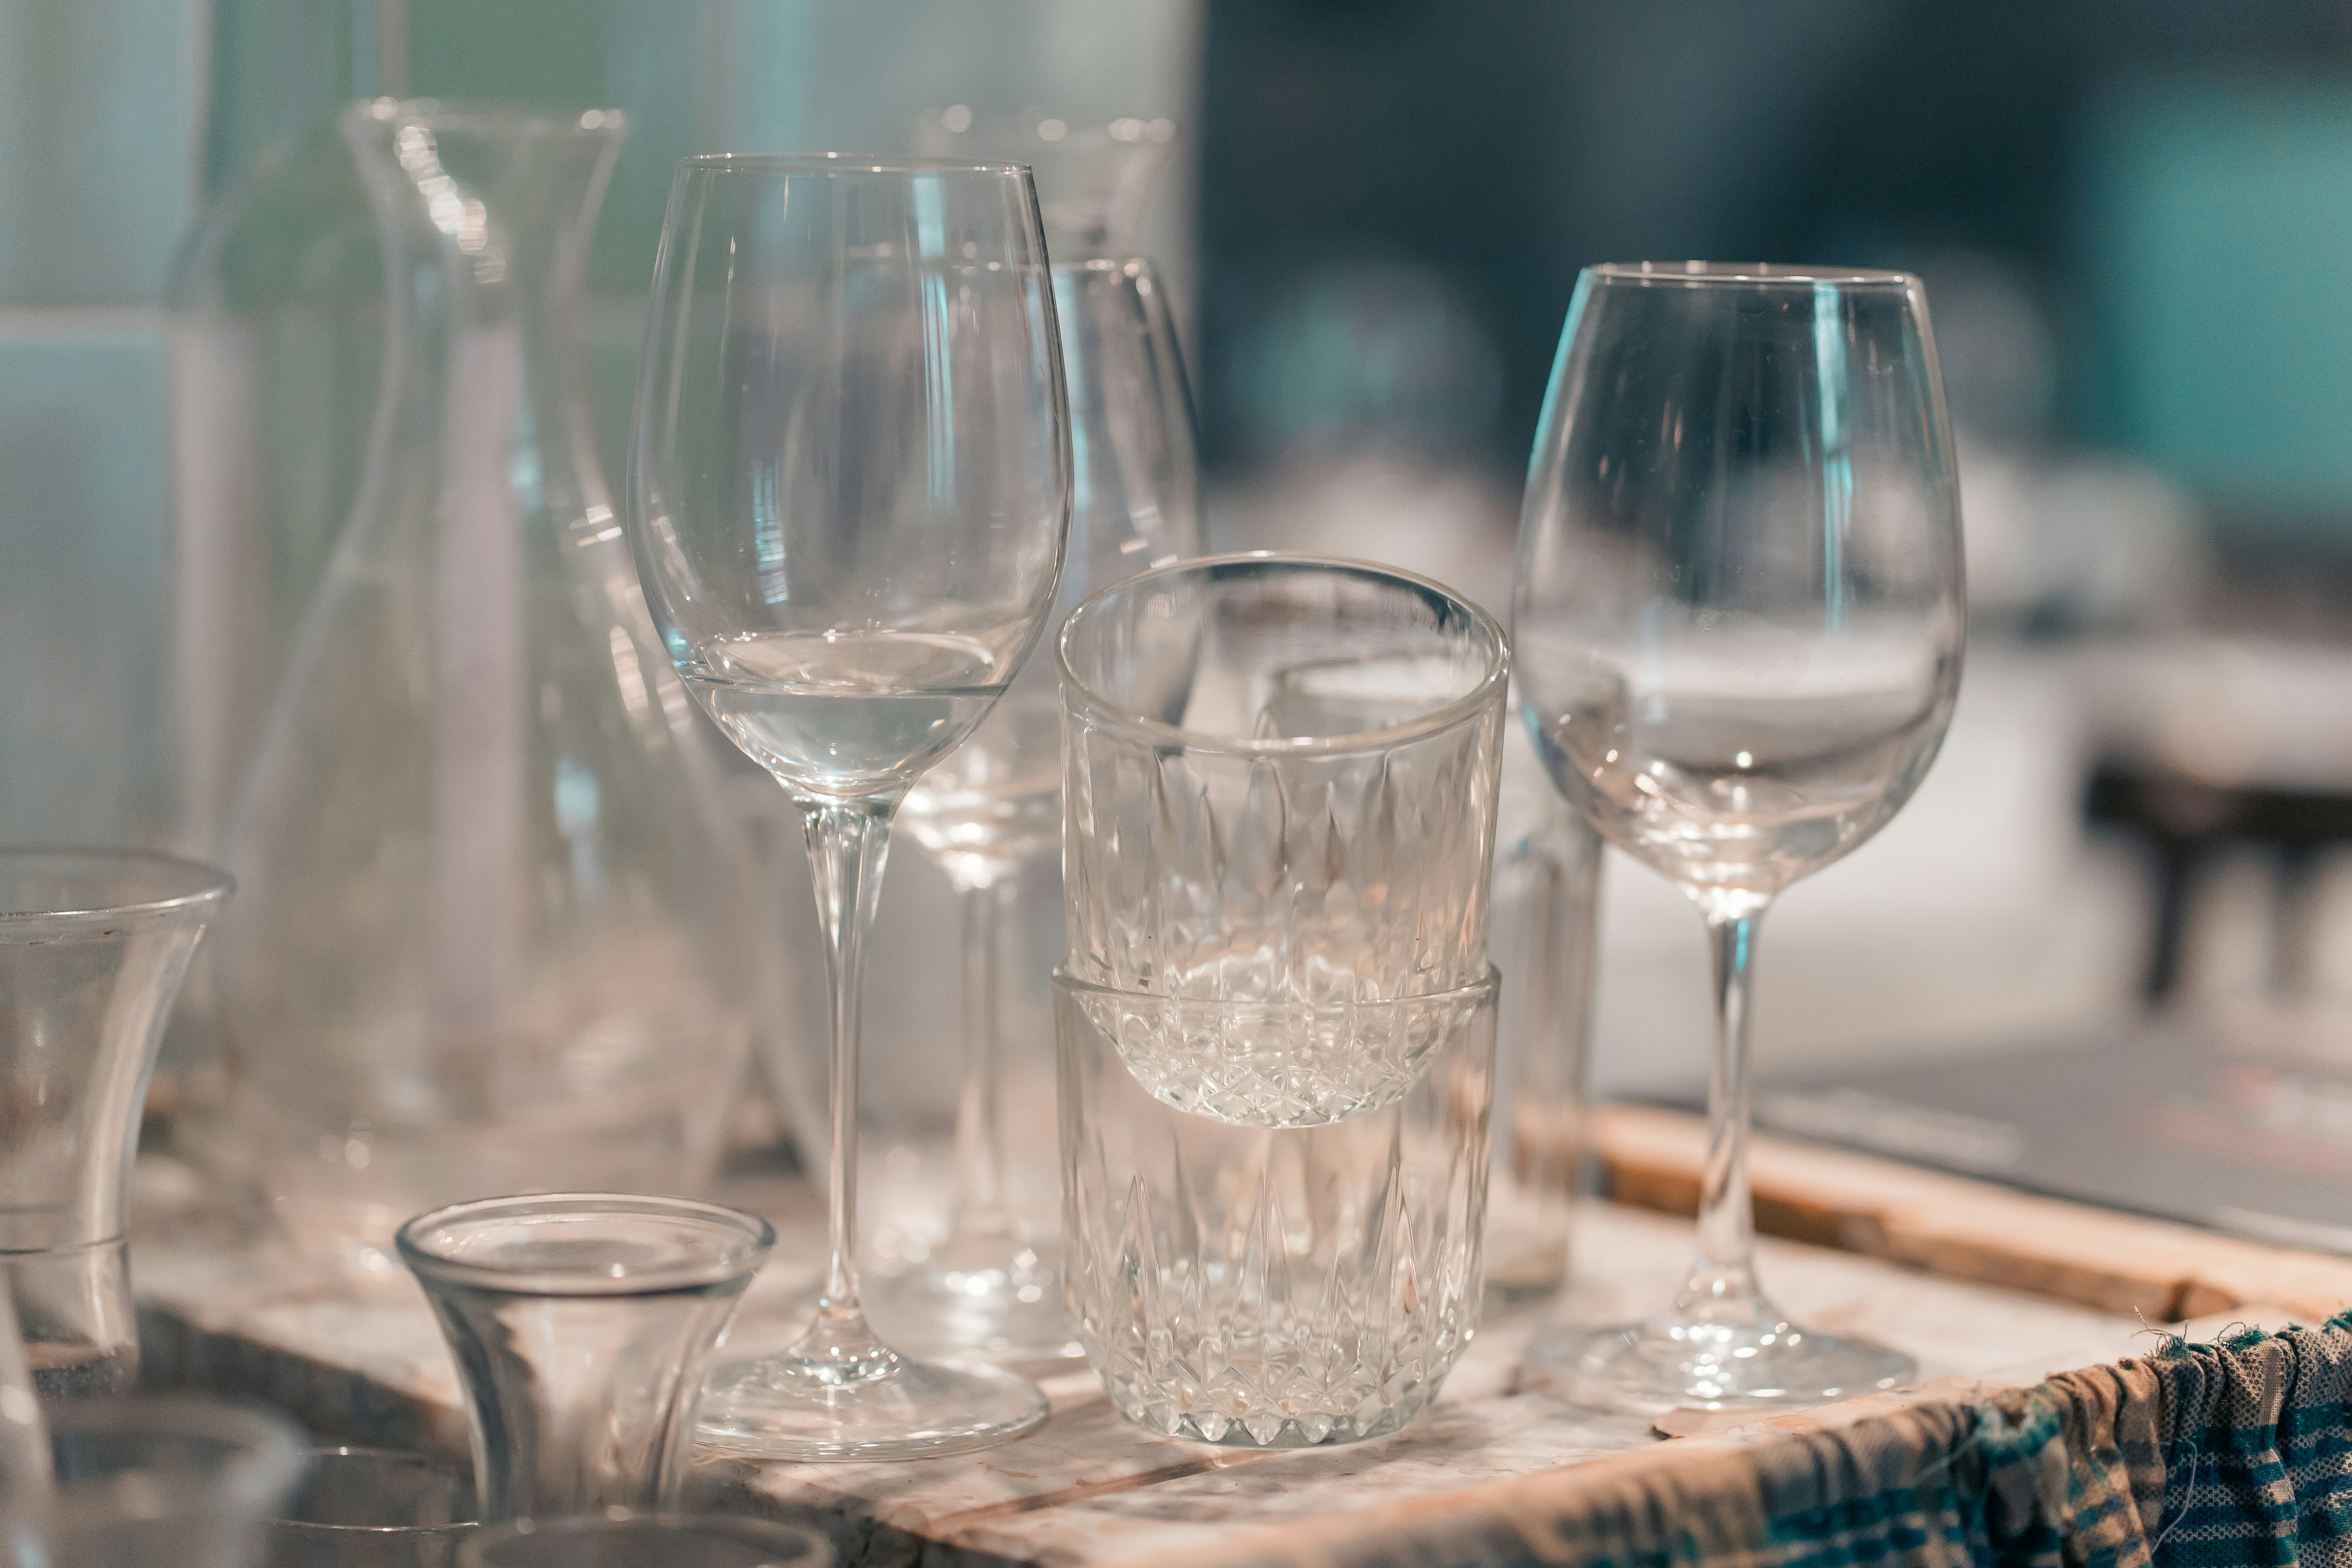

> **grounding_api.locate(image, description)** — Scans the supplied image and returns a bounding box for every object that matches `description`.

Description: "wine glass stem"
[950,879,1013,1244]
[1685,907,1765,1312]
[797,792,897,1320]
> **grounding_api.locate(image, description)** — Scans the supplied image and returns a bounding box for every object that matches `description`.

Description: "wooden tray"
[133,1110,2352,1567]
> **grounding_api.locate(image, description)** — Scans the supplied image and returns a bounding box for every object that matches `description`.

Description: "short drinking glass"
[1054,555,1511,1446]
[1057,971,1497,1445]
[0,849,232,1396]
[397,1194,773,1521]
[1514,263,1965,1410]
[32,1397,309,1568]
[1059,554,1510,1018]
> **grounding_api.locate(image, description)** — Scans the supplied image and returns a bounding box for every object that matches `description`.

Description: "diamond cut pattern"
[1058,979,1494,1449]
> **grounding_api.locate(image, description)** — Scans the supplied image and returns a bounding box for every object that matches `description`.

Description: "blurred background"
[13,0,2352,1139]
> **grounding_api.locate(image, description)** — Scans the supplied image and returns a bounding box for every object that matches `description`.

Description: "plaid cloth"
[1224,1316,2352,1568]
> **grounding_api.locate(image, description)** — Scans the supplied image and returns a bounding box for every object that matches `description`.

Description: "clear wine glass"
[1514,263,1965,1412]
[626,155,1071,1458]
[872,257,1200,1361]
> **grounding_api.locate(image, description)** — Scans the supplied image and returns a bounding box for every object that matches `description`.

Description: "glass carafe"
[220,101,747,1274]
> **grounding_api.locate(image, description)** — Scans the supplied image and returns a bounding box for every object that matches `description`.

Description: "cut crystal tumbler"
[1055,555,1510,1446]
[397,1195,772,1522]
[1057,971,1497,1446]
[1059,554,1510,1017]
[0,849,231,1396]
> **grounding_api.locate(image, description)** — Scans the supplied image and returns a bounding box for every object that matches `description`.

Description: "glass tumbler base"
[863,1249,1081,1363]
[1528,1311,1916,1415]
[698,1347,1049,1461]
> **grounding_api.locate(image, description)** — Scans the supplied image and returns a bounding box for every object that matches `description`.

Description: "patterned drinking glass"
[1057,970,1497,1446]
[1058,553,1511,1024]
[396,1195,773,1523]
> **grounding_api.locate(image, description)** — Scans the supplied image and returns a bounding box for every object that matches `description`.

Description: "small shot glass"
[268,1446,479,1567]
[458,1511,834,1568]
[397,1194,775,1523]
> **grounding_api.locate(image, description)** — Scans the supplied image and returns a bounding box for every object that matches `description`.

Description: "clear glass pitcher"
[220,102,747,1272]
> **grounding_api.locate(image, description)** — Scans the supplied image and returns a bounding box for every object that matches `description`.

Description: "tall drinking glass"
[1515,263,1965,1411]
[873,255,1201,1360]
[626,155,1069,1459]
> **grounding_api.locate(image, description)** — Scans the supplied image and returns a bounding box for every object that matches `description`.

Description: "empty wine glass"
[1515,263,1965,1411]
[626,155,1069,1459]
[872,256,1201,1361]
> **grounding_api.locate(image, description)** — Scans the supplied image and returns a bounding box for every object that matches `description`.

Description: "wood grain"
[1593,1102,2352,1323]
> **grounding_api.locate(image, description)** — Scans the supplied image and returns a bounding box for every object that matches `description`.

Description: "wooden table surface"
[140,1104,2332,1568]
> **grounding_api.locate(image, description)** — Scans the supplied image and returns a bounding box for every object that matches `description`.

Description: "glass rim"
[459,1510,832,1566]
[1588,261,1921,290]
[272,1446,478,1536]
[675,151,1035,177]
[347,99,627,136]
[1053,964,1501,1013]
[395,1193,776,1297]
[1056,551,1510,757]
[0,847,234,933]
[46,1396,311,1522]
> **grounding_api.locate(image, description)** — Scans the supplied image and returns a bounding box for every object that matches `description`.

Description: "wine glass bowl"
[626,154,1069,1458]
[633,154,1070,803]
[1515,263,1964,1411]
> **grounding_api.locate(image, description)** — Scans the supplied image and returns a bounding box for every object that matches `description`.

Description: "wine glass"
[871,257,1200,1361]
[1514,263,1965,1411]
[626,155,1070,1459]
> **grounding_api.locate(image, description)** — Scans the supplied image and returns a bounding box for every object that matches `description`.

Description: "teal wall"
[0,0,198,844]
[2084,80,2352,526]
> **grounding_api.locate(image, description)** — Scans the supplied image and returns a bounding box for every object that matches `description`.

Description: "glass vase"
[0,851,232,1397]
[220,101,748,1272]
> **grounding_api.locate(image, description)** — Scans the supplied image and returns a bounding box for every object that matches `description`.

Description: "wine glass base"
[1527,1312,1915,1415]
[863,1252,1082,1363]
[698,1346,1050,1461]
